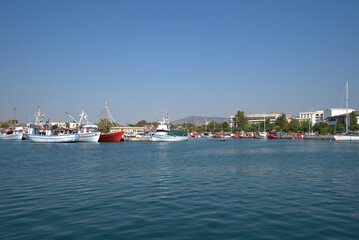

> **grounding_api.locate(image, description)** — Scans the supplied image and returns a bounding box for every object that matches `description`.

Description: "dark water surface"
[1,139,359,239]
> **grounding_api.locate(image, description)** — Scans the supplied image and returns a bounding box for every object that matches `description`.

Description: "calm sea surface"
[0,139,359,239]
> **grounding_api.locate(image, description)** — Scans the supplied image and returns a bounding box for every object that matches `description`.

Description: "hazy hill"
[171,116,228,125]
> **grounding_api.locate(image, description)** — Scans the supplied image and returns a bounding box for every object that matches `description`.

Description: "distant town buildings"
[326,110,359,127]
[299,110,324,125]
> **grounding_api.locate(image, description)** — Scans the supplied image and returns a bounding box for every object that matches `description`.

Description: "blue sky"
[1,0,358,124]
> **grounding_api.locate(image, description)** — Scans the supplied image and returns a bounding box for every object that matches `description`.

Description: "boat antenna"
[105,101,108,132]
[13,107,16,123]
[65,112,79,124]
[346,81,349,133]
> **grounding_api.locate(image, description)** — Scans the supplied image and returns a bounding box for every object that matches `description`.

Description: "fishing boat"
[257,132,267,139]
[151,113,188,142]
[334,81,359,141]
[98,102,123,142]
[25,132,79,143]
[257,114,267,139]
[267,131,281,139]
[25,107,79,143]
[0,127,23,140]
[67,109,101,142]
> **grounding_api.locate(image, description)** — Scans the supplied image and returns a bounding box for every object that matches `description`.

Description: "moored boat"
[0,127,23,140]
[25,133,79,143]
[334,134,359,141]
[99,131,123,142]
[67,109,101,142]
[98,102,124,142]
[334,82,359,142]
[151,113,188,142]
[26,107,79,143]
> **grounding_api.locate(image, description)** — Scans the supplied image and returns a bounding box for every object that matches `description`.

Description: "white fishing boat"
[0,127,23,140]
[257,114,267,139]
[25,133,79,143]
[26,107,79,143]
[151,113,188,142]
[257,132,267,139]
[78,125,101,142]
[67,109,101,142]
[334,81,359,142]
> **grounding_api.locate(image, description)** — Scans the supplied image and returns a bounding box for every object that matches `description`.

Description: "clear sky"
[1,0,358,124]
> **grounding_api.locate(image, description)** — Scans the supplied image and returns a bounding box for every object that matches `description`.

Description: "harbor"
[1,137,359,239]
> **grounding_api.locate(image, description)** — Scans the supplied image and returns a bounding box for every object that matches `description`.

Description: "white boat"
[25,133,79,143]
[334,81,359,142]
[334,134,359,141]
[67,109,101,142]
[257,132,267,139]
[26,107,79,143]
[78,125,101,142]
[0,127,23,140]
[151,113,188,142]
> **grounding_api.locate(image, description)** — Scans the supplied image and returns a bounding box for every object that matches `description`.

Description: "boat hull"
[334,135,359,141]
[151,134,189,142]
[99,131,123,142]
[78,132,101,142]
[0,133,23,140]
[25,133,79,143]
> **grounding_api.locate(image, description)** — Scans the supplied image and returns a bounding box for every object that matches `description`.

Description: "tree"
[265,118,272,131]
[97,118,117,132]
[288,118,300,132]
[222,121,231,132]
[0,123,9,128]
[350,111,358,131]
[135,120,147,127]
[331,125,337,135]
[234,111,248,131]
[275,113,288,132]
[300,120,310,132]
[336,123,345,132]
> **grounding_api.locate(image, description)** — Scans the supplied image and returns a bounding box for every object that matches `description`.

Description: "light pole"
[13,107,16,124]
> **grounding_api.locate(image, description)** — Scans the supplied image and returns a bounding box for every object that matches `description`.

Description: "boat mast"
[346,81,349,133]
[105,101,108,132]
[263,113,266,132]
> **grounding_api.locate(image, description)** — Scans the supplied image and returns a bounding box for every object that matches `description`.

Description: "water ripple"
[1,139,359,239]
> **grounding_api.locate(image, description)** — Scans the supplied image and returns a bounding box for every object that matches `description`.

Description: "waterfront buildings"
[326,110,359,127]
[245,113,281,125]
[110,126,146,135]
[323,108,355,120]
[299,110,324,125]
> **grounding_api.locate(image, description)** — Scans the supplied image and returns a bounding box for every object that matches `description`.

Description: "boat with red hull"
[98,101,124,142]
[99,131,123,142]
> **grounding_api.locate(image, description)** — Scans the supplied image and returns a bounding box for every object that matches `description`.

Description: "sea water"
[0,139,358,239]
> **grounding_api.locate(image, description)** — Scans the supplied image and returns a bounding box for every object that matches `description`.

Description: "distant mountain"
[171,116,228,125]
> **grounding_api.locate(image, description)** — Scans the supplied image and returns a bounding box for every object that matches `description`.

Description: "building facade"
[110,126,146,135]
[299,110,324,125]
[245,113,281,125]
[326,110,358,127]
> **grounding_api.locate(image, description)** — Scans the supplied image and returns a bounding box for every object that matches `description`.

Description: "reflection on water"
[0,139,359,239]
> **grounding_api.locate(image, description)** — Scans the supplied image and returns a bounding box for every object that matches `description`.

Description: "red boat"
[267,131,281,139]
[98,102,124,142]
[99,131,123,142]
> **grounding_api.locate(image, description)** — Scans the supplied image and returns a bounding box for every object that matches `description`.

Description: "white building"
[324,108,356,126]
[299,110,324,125]
[245,113,281,125]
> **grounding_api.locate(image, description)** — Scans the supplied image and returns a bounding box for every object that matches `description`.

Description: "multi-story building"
[110,126,146,135]
[325,109,357,127]
[299,110,324,125]
[245,113,281,125]
[229,113,281,128]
